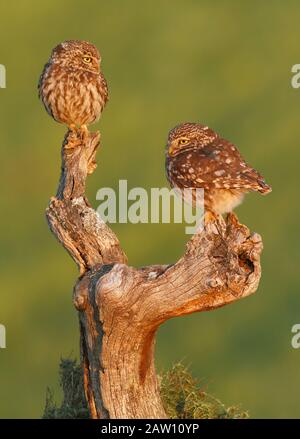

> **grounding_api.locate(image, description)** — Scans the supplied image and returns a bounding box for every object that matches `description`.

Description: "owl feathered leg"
[79,124,89,140]
[64,124,89,148]
[204,210,218,224]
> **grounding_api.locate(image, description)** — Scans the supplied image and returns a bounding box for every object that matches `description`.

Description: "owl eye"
[178,138,189,145]
[83,56,92,64]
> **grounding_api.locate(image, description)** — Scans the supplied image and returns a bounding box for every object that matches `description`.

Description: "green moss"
[43,359,248,419]
[43,358,89,419]
[160,362,248,419]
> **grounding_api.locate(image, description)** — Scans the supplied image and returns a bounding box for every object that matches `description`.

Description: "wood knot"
[95,264,138,307]
[73,277,89,311]
[208,277,223,288]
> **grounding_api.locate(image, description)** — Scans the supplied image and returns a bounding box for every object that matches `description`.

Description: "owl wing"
[37,62,57,120]
[171,138,271,194]
[99,72,109,105]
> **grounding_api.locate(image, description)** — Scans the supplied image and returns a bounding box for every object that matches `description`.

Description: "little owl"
[166,122,271,215]
[38,40,108,132]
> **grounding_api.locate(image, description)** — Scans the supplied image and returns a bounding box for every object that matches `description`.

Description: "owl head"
[167,122,218,157]
[50,40,101,73]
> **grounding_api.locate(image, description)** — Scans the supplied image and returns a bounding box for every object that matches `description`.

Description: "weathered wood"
[46,130,263,419]
[46,130,127,275]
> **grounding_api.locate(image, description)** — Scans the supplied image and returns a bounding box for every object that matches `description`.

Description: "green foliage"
[43,359,89,419]
[43,359,248,419]
[160,363,248,419]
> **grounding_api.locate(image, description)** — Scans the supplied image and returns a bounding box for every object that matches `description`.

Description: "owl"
[38,40,108,132]
[165,122,271,215]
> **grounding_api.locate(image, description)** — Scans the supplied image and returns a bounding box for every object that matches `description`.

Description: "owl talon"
[226,212,238,225]
[79,125,89,140]
[65,124,89,144]
[87,161,97,175]
[68,124,77,132]
[204,210,218,224]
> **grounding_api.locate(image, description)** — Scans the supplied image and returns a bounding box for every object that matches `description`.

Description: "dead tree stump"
[46,129,263,419]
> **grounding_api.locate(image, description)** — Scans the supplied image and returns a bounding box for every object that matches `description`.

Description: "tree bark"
[46,129,263,419]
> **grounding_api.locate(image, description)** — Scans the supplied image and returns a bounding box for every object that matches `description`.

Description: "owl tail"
[257,179,272,195]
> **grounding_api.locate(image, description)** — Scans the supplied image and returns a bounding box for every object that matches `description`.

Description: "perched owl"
[38,40,108,132]
[166,122,271,215]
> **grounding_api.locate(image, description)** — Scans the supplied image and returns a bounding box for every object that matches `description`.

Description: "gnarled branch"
[46,130,263,419]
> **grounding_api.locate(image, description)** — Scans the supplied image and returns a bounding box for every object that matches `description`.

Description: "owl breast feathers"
[166,122,271,215]
[38,40,108,128]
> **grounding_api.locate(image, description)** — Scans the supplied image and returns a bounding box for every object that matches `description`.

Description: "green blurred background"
[0,0,299,418]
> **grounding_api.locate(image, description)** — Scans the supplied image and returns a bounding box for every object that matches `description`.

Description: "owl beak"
[168,145,177,156]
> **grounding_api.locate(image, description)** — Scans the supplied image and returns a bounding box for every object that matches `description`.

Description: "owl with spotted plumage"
[38,40,108,132]
[166,122,271,215]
